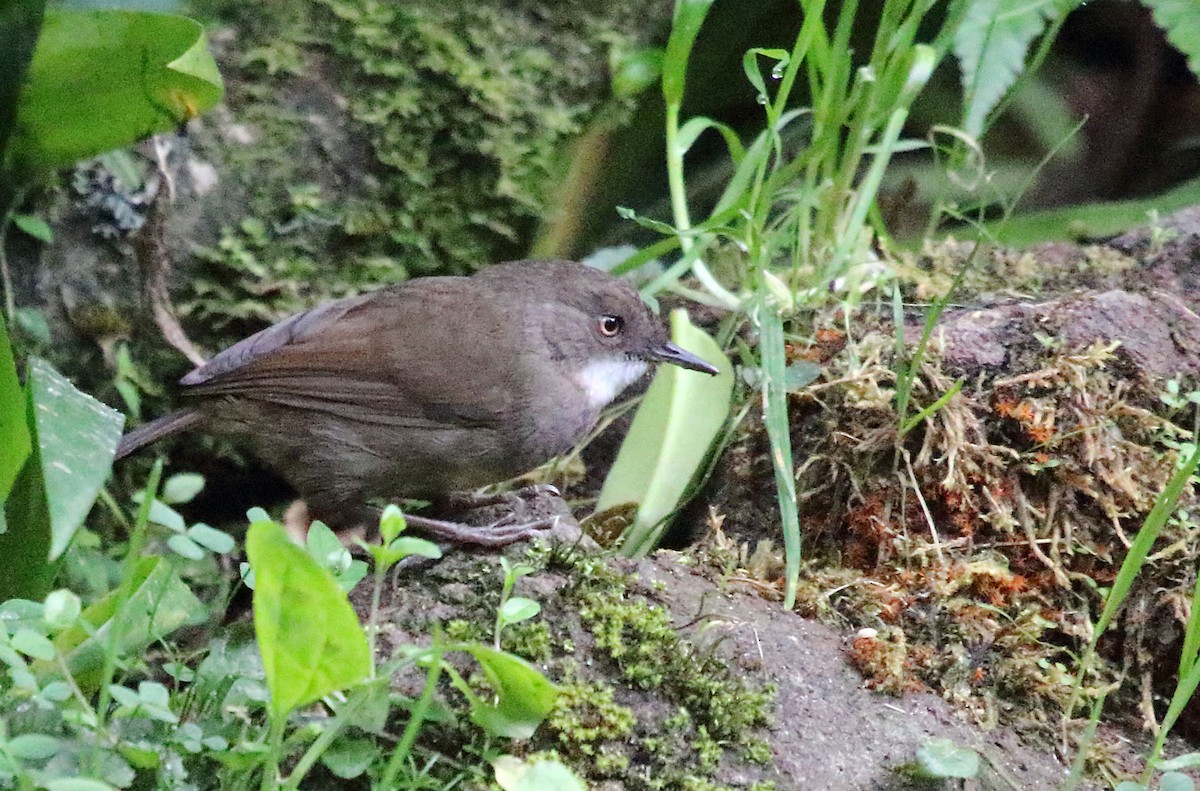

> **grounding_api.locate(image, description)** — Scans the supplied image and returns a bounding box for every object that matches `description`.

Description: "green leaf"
[742,48,789,106]
[914,738,981,779]
[7,733,59,760]
[1158,753,1200,771]
[147,499,185,531]
[388,536,441,560]
[600,310,732,556]
[12,628,55,660]
[306,520,350,570]
[0,317,30,503]
[611,46,663,98]
[61,556,203,691]
[378,504,406,543]
[1161,772,1197,791]
[335,678,392,734]
[758,300,801,609]
[6,9,224,179]
[13,307,51,346]
[459,645,557,740]
[493,756,587,791]
[990,173,1200,247]
[167,534,205,560]
[1,358,123,600]
[187,523,234,554]
[42,588,81,628]
[615,205,677,236]
[24,358,123,559]
[498,597,540,627]
[661,0,715,107]
[246,518,371,721]
[12,213,52,242]
[43,780,117,791]
[677,116,745,161]
[321,736,379,780]
[1145,0,1200,79]
[160,472,204,504]
[954,0,1065,137]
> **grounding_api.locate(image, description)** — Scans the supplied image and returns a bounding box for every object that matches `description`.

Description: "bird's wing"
[180,278,517,429]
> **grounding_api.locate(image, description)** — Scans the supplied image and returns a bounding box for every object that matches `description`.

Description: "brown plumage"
[118,260,717,544]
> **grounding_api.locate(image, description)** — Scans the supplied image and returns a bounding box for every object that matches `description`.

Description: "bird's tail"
[115,409,202,460]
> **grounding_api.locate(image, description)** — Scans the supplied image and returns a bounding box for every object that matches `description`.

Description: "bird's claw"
[402,513,558,548]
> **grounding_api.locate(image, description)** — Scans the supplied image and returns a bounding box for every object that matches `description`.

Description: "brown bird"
[117,260,718,545]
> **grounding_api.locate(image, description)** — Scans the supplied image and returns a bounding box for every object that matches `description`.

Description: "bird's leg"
[307,491,560,548]
[401,513,559,547]
[439,483,561,513]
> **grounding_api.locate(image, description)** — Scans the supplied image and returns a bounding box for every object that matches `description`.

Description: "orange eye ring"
[598,315,623,337]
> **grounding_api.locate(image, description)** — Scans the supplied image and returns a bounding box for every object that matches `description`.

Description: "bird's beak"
[647,342,720,375]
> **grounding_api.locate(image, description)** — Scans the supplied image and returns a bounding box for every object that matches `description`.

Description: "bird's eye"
[598,315,624,337]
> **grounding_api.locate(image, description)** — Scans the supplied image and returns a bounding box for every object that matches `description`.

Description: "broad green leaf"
[0,317,29,503]
[600,310,732,556]
[1145,0,1200,79]
[13,358,124,565]
[246,518,371,721]
[1,398,53,601]
[661,0,715,107]
[460,645,557,740]
[60,556,202,690]
[493,756,587,791]
[954,0,1065,137]
[6,9,223,179]
[915,738,981,779]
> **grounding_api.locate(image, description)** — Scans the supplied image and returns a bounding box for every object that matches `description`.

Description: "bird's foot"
[440,483,561,513]
[402,513,560,548]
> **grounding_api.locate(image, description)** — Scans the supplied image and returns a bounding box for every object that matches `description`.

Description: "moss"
[546,678,635,775]
[569,556,773,744]
[500,619,553,663]
[552,554,774,788]
[443,618,482,644]
[175,0,658,351]
[753,293,1196,741]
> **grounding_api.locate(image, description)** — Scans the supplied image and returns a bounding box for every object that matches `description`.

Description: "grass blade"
[757,298,801,607]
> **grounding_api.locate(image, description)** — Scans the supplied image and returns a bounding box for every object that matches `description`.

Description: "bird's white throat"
[574,357,650,409]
